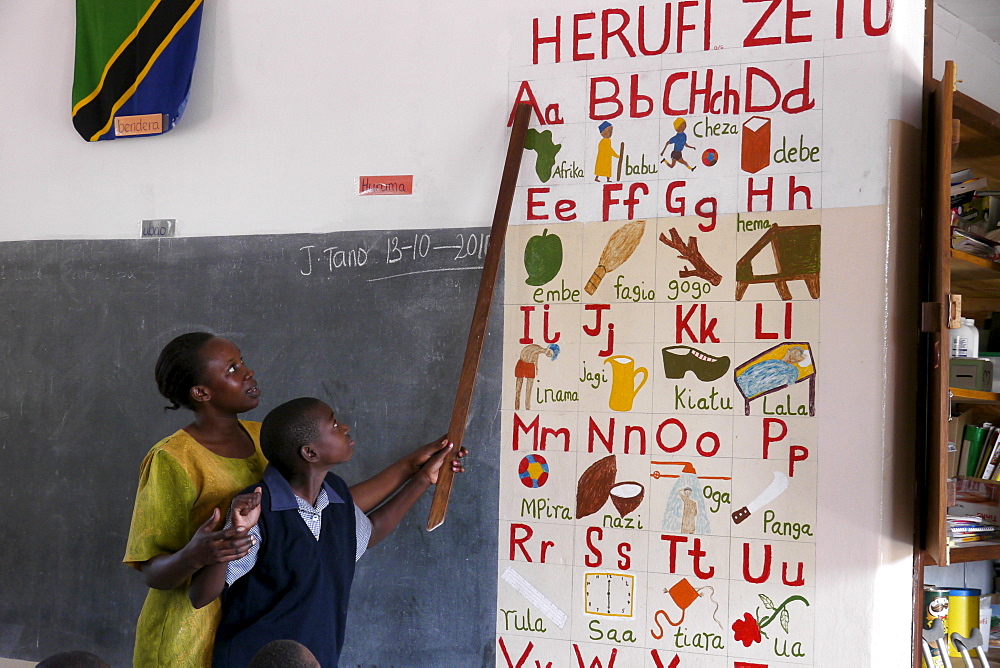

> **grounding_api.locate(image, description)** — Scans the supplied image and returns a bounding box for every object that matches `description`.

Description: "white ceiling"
[939,0,1000,43]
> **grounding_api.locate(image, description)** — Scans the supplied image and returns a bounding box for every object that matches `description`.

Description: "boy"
[189,397,462,667]
[661,117,697,171]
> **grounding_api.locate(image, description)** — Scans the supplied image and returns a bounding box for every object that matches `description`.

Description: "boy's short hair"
[260,397,324,478]
[247,639,320,668]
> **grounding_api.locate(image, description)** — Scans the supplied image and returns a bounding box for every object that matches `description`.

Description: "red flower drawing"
[732,612,762,647]
[731,594,810,648]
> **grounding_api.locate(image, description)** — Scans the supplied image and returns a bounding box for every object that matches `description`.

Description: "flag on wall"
[72,0,204,142]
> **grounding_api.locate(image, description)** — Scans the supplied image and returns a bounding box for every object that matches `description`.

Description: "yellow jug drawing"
[605,355,647,412]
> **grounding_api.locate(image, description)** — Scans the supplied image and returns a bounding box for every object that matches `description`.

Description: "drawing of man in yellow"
[594,121,619,182]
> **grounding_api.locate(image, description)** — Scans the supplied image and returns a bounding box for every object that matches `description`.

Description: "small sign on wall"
[358,175,413,196]
[140,219,176,238]
[115,114,167,138]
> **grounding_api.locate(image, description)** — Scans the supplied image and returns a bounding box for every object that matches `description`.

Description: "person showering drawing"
[513,343,559,410]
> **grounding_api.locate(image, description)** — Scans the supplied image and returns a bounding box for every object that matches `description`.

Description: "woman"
[124,332,267,667]
[124,332,467,666]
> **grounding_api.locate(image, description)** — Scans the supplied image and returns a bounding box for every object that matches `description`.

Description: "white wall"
[0,1,928,665]
[934,5,1000,112]
[0,1,524,240]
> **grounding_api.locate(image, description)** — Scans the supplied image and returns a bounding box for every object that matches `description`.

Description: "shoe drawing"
[661,346,731,382]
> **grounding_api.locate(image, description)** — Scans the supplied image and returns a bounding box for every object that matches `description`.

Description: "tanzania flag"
[72,0,204,142]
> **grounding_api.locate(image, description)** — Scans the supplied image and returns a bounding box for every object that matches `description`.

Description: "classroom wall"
[934,5,1000,112]
[0,1,927,665]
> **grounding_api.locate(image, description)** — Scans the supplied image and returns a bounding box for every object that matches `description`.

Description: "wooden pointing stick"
[426,103,532,531]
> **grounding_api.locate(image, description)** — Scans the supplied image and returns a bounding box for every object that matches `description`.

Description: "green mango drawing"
[523,129,561,183]
[524,229,563,286]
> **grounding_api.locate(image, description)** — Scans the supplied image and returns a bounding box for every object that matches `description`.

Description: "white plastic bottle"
[951,321,970,357]
[965,318,980,358]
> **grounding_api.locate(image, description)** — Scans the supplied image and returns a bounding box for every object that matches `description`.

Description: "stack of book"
[952,226,999,259]
[948,514,1000,544]
[952,169,1000,251]
[954,422,1000,480]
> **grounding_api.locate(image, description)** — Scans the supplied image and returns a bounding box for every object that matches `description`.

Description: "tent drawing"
[735,224,821,301]
[734,342,816,416]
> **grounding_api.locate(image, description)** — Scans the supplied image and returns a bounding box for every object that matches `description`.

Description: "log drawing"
[658,228,723,286]
[585,219,646,295]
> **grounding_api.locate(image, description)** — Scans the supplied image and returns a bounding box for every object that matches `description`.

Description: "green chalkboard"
[0,228,502,666]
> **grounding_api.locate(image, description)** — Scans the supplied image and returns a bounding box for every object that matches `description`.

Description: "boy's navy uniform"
[213,465,366,668]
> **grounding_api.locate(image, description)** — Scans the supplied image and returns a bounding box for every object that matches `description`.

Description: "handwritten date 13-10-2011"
[297,232,490,276]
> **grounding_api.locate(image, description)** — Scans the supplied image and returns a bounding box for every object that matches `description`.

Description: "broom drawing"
[584,219,646,295]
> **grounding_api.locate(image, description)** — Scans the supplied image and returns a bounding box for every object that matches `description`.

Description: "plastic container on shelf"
[965,318,980,358]
[983,353,1000,392]
[951,321,970,357]
[947,588,981,657]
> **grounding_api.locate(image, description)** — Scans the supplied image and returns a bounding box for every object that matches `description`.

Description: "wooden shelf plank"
[957,475,1000,487]
[951,250,1000,305]
[952,249,1000,275]
[948,539,1000,562]
[952,387,1000,404]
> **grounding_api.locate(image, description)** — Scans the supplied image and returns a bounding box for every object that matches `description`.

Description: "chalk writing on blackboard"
[294,231,490,281]
[299,244,371,275]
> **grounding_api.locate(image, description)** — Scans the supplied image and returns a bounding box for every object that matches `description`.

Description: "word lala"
[762,394,809,415]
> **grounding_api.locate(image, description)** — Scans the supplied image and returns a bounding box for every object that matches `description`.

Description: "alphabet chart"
[496,1,894,666]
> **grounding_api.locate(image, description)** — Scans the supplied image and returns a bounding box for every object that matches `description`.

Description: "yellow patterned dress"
[124,421,267,668]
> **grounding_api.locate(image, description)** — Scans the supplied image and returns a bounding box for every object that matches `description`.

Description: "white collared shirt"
[224,484,372,586]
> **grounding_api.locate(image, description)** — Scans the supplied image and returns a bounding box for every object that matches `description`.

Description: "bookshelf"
[922,62,1000,571]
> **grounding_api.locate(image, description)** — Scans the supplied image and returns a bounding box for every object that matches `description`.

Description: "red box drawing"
[741,116,771,174]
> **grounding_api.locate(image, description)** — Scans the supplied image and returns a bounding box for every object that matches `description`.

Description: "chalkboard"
[0,228,502,667]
